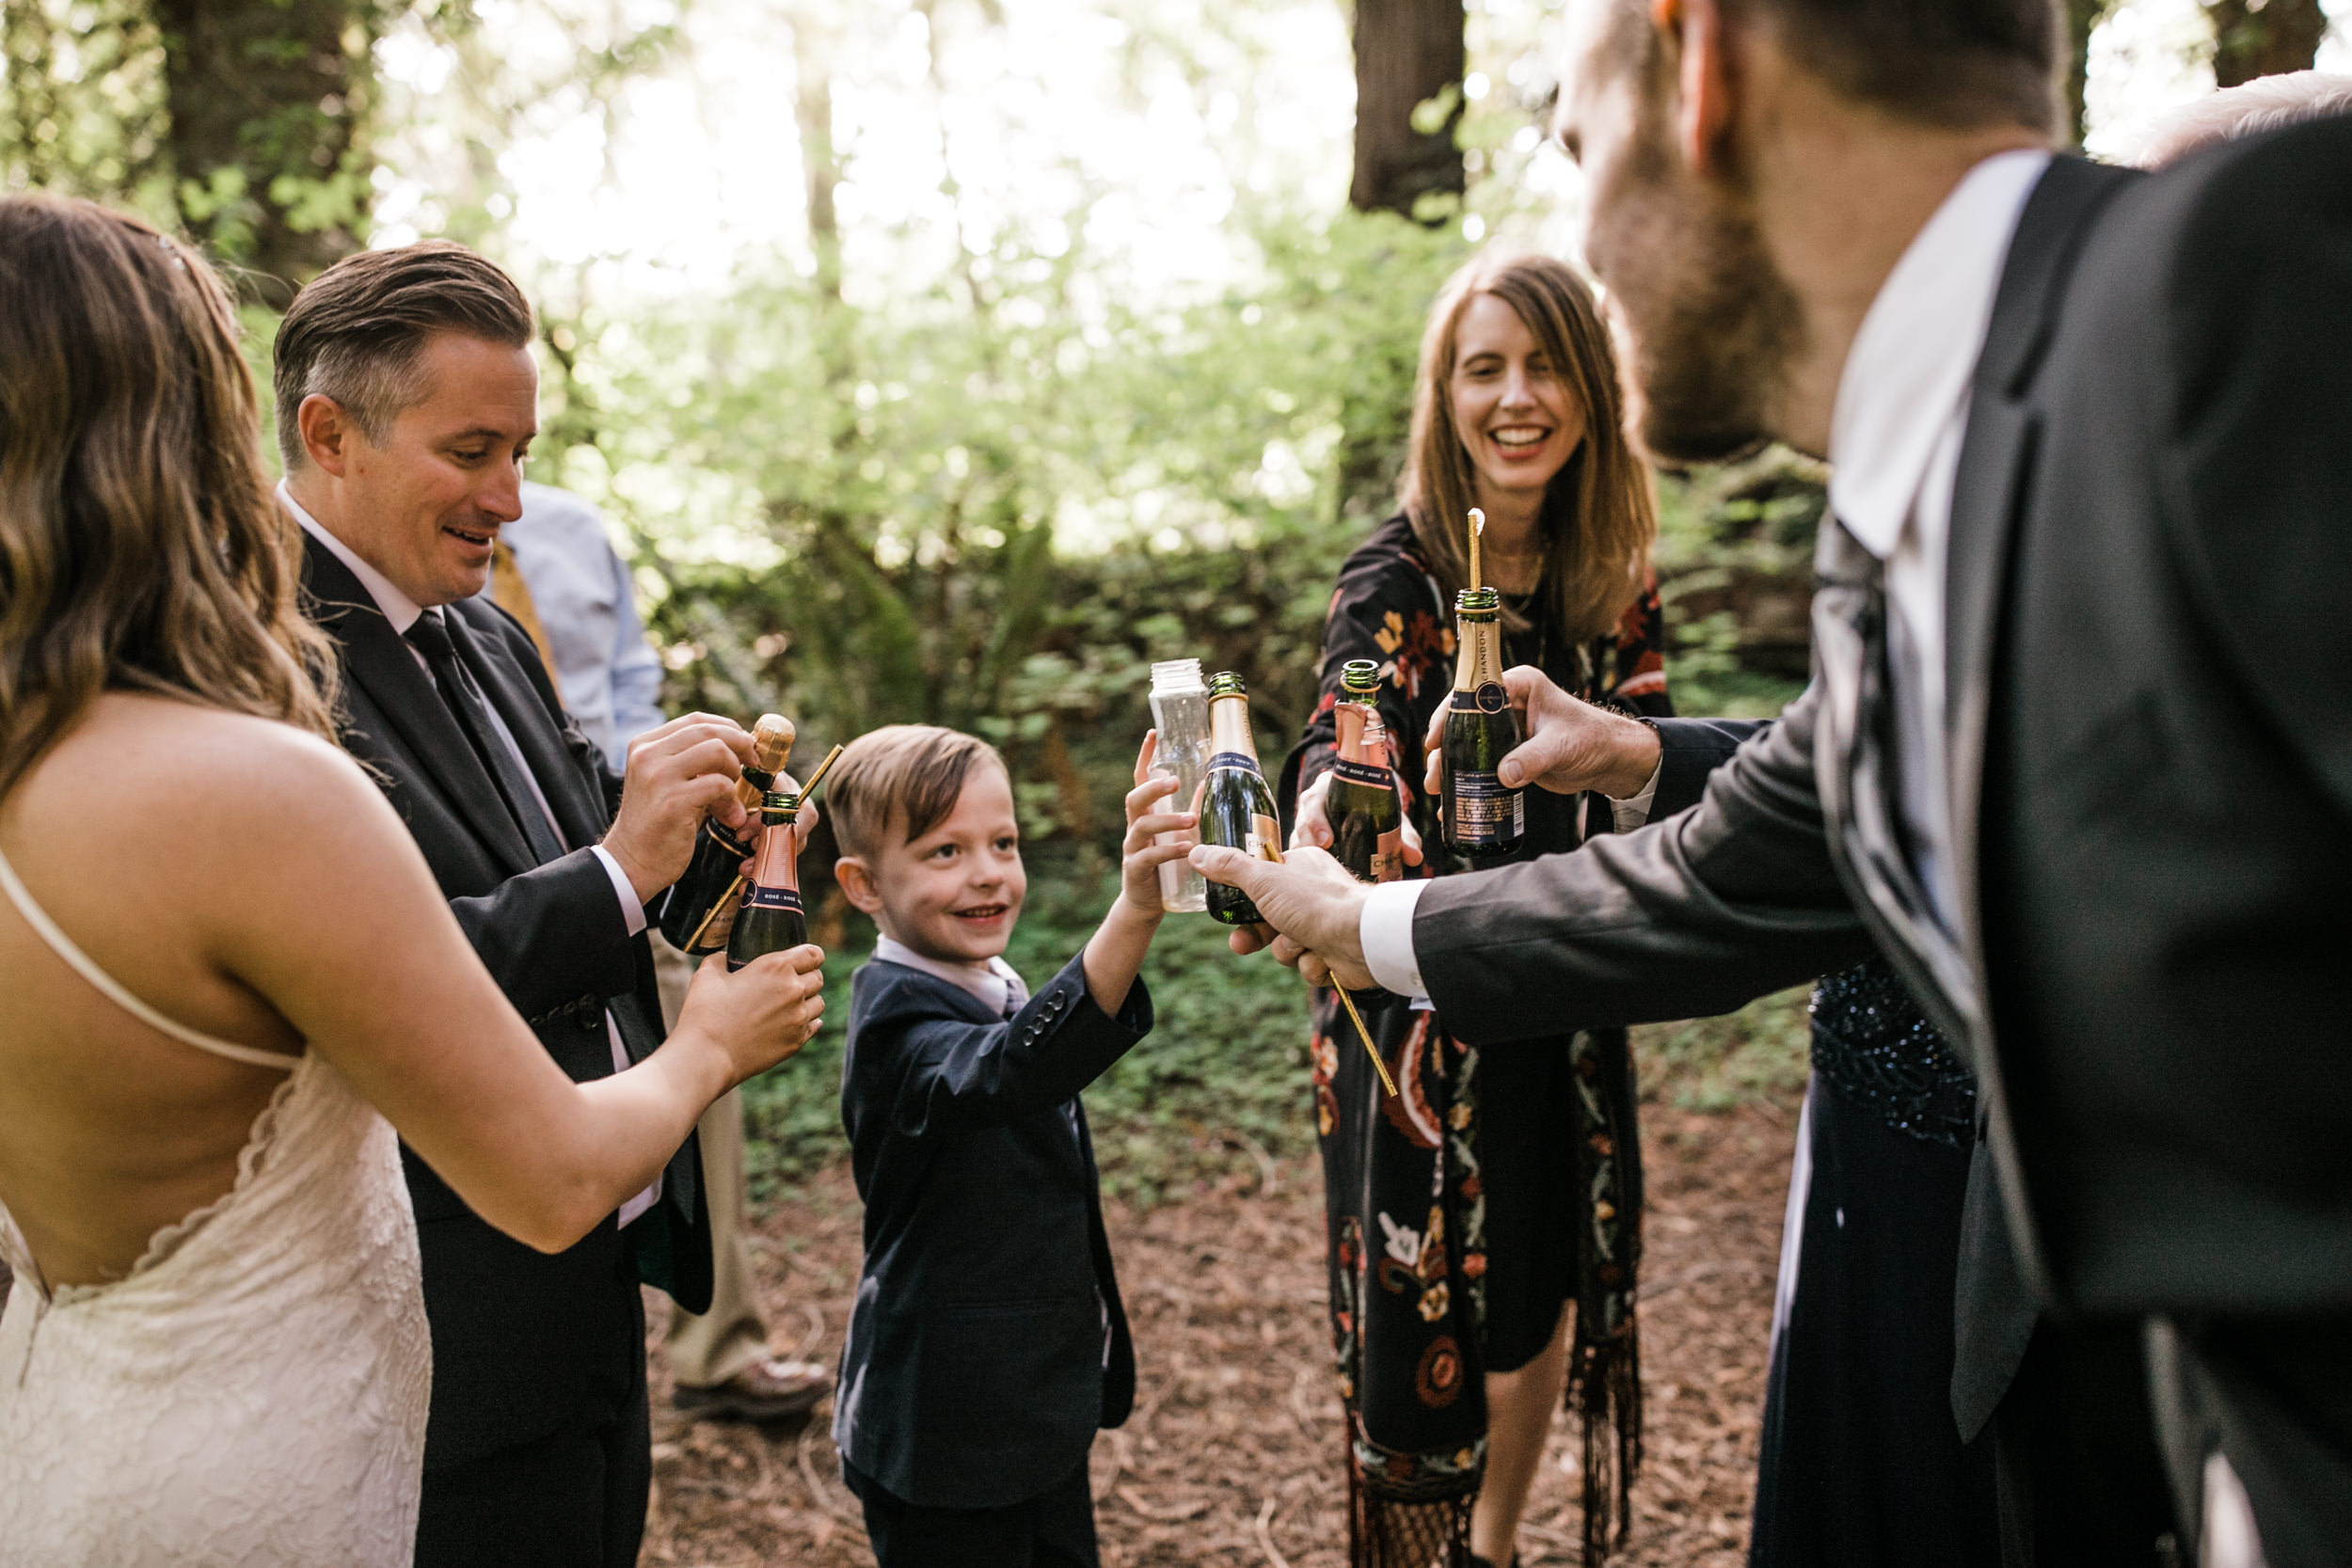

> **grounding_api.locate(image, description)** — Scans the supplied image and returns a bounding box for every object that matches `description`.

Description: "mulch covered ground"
[640,1099,1797,1568]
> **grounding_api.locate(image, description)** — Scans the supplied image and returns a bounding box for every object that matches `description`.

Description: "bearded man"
[1195,0,2352,1563]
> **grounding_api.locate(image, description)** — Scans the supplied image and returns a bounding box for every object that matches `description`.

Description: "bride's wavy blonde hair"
[0,195,339,800]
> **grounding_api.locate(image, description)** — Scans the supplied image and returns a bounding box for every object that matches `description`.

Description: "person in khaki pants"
[485,482,830,1420]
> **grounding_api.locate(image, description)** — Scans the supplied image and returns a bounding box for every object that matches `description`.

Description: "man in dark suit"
[272,242,807,1566]
[1198,0,2352,1561]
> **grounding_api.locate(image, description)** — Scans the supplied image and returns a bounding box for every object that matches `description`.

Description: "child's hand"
[1119,730,1196,918]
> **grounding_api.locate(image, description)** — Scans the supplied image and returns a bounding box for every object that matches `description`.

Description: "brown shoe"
[672,1356,833,1421]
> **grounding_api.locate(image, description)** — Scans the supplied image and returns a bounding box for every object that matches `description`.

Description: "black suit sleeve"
[446,849,641,1022]
[1415,682,1871,1041]
[871,955,1153,1142]
[1650,716,1771,818]
[2159,121,2352,819]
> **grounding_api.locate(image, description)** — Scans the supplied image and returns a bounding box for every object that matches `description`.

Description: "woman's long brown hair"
[0,194,339,800]
[1399,251,1659,644]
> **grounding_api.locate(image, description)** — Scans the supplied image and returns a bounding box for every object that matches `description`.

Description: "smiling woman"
[1275,251,1668,1568]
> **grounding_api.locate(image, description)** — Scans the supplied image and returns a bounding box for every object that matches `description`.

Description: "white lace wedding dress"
[0,844,431,1566]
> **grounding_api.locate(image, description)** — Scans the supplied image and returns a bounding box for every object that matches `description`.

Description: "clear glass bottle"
[1147,657,1211,913]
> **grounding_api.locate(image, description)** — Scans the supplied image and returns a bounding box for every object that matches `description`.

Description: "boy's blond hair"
[825,725,1009,861]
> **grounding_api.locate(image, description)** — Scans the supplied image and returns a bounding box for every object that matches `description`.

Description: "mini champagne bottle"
[1440,586,1526,855]
[660,713,795,954]
[726,790,807,971]
[1198,671,1283,927]
[1327,659,1404,884]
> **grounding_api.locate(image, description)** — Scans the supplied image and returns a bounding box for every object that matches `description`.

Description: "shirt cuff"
[1606,754,1664,833]
[1360,879,1430,1002]
[592,846,649,938]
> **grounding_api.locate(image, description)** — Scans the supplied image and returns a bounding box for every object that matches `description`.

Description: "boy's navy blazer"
[833,950,1152,1511]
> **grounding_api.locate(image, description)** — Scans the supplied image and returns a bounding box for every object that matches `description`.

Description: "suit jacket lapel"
[1945,156,2141,956]
[301,535,538,879]
[447,600,609,856]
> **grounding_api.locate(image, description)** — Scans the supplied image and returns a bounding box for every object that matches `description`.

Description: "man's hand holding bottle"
[1200,664,1661,990]
[1417,666,1660,802]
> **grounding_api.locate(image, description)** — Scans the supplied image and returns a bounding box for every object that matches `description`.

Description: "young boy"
[826,724,1194,1568]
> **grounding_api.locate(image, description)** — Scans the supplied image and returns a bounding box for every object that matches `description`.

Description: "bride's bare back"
[0,691,826,1291]
[0,696,312,1289]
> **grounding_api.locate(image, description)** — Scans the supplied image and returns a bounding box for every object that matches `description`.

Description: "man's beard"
[1590,131,1805,465]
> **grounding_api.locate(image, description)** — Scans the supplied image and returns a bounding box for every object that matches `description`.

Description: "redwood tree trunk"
[155,0,373,303]
[1349,0,1464,217]
[2202,0,2328,87]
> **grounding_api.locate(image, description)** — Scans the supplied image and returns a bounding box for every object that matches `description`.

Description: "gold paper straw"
[1467,507,1484,590]
[686,741,849,953]
[1263,841,1398,1099]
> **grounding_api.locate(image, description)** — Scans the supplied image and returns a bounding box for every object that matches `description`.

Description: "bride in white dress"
[0,197,828,1565]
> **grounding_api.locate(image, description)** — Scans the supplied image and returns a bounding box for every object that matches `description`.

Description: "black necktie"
[405,609,565,865]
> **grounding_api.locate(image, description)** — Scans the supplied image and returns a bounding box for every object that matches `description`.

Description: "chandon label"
[1450,684,1509,715]
[1449,771,1524,842]
[1244,813,1282,862]
[746,886,803,912]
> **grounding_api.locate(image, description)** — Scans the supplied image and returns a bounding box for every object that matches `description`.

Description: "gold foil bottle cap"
[751,714,796,773]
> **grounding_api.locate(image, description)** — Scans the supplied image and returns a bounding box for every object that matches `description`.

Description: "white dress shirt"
[285,483,663,1224]
[475,483,667,772]
[872,935,1029,1017]
[1359,150,2053,1001]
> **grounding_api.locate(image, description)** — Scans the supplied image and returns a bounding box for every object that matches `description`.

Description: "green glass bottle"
[726,790,806,971]
[660,712,795,954]
[1327,659,1404,884]
[1198,672,1283,927]
[1440,587,1525,855]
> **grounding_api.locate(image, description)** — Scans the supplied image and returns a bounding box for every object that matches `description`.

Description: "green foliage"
[0,0,174,220]
[1633,987,1813,1112]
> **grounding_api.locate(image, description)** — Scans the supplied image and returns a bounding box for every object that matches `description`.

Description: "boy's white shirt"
[872,934,1029,1017]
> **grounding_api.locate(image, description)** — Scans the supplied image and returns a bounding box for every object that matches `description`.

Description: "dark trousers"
[843,1458,1099,1568]
[1991,1318,2177,1568]
[413,1284,650,1568]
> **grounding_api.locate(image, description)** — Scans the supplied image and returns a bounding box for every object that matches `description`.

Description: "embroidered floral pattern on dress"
[1279,513,1670,1566]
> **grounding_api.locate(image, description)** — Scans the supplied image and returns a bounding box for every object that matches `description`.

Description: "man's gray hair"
[2119,71,2352,169]
[272,241,534,471]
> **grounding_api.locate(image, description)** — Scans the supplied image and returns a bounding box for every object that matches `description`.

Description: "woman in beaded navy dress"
[1745,960,1998,1567]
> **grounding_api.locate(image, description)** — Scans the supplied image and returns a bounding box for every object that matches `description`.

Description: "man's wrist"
[596,839,664,914]
[1597,715,1664,800]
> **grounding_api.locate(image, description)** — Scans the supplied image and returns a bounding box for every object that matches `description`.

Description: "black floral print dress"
[1277,513,1671,1566]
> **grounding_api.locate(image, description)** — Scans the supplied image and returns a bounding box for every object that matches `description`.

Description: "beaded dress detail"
[0,845,429,1566]
[1808,958,1975,1149]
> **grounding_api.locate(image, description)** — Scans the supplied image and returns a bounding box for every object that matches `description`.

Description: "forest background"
[6,0,2344,1200]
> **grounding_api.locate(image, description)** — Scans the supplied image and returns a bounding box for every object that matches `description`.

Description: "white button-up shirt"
[1358,150,2052,1000]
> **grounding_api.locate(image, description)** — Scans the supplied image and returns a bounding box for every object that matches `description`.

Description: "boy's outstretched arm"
[1082,732,1196,1016]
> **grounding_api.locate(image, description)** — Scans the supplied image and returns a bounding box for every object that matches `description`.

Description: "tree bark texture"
[2201,0,2328,87]
[154,0,373,303]
[1349,0,1464,217]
